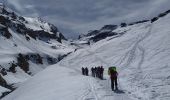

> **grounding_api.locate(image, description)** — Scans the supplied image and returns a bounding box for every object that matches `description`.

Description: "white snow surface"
[24,17,54,34]
[3,12,170,100]
[0,86,10,96]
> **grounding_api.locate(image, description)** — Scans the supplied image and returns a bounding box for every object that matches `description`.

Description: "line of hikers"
[91,66,104,79]
[81,66,118,91]
[81,67,89,76]
[81,66,104,80]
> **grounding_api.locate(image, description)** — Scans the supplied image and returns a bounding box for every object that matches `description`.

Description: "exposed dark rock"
[151,17,159,23]
[18,16,26,22]
[0,85,15,99]
[128,20,149,26]
[9,63,17,73]
[36,54,43,64]
[0,15,7,25]
[17,53,29,73]
[58,52,72,62]
[86,30,100,37]
[101,25,118,30]
[0,68,7,76]
[25,35,30,41]
[3,28,12,39]
[0,74,7,87]
[120,23,127,27]
[47,56,57,64]
[0,91,11,99]
[13,43,17,47]
[90,32,117,42]
[0,7,66,43]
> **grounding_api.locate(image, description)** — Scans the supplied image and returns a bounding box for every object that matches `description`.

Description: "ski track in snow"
[119,24,152,71]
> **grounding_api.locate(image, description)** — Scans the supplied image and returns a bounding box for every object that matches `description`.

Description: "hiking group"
[81,67,89,76]
[91,66,104,79]
[81,66,118,91]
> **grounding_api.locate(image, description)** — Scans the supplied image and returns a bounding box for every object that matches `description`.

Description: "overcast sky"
[1,0,170,38]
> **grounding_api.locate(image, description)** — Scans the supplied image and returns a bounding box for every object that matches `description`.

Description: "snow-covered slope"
[3,9,170,100]
[0,5,74,97]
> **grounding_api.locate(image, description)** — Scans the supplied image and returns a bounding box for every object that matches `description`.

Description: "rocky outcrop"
[0,7,66,43]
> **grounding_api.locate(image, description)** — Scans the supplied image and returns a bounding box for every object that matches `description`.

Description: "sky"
[1,0,170,38]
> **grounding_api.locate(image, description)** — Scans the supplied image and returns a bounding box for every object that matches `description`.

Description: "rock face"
[0,74,7,87]
[0,7,66,43]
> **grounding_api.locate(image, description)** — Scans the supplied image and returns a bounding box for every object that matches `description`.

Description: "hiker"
[82,67,85,75]
[95,67,99,78]
[108,66,118,91]
[100,66,104,79]
[85,67,89,76]
[94,67,97,77]
[97,67,101,78]
[91,67,95,77]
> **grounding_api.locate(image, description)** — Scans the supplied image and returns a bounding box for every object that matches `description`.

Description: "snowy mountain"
[0,5,74,97]
[2,8,170,100]
[79,9,170,44]
[79,24,119,42]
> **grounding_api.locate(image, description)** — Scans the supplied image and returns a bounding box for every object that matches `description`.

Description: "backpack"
[108,66,116,75]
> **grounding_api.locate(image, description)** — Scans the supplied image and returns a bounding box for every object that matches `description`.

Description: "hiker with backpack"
[108,66,118,91]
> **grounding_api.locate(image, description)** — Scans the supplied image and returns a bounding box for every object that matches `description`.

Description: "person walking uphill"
[108,66,118,91]
[82,67,85,75]
[85,67,89,76]
[100,66,104,79]
[91,67,95,77]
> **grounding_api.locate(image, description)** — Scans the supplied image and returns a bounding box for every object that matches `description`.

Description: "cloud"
[3,0,170,38]
[6,0,23,12]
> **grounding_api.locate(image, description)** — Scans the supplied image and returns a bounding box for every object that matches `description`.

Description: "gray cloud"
[1,0,170,38]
